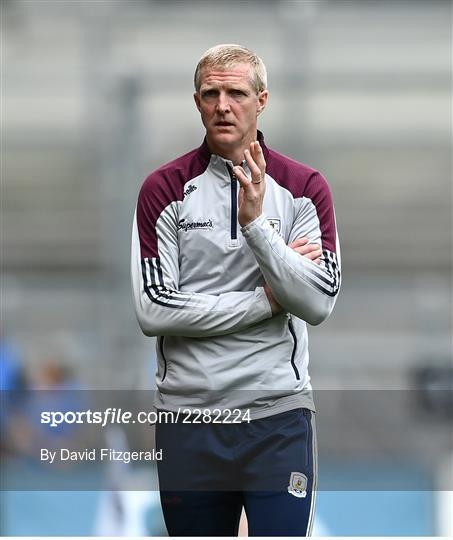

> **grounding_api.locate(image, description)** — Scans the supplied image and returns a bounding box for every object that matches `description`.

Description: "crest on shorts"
[267,218,281,235]
[287,472,308,498]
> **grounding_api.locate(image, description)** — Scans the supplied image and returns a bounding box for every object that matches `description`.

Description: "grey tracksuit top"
[131,132,341,419]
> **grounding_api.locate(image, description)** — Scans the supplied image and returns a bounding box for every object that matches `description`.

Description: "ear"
[257,90,268,116]
[194,92,202,113]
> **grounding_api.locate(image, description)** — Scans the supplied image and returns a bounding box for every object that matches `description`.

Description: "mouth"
[215,121,234,127]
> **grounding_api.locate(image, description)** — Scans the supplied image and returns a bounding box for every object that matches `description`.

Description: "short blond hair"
[194,44,267,94]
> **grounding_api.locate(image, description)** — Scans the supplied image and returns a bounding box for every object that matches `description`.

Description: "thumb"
[238,186,245,208]
[233,165,250,190]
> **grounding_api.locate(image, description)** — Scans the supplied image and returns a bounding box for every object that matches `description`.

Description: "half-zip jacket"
[131,131,341,419]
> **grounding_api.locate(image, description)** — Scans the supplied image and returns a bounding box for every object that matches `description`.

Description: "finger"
[302,244,321,254]
[304,248,323,260]
[290,240,320,253]
[293,247,318,256]
[292,246,322,258]
[288,237,309,248]
[244,148,262,182]
[238,186,245,208]
[251,141,266,174]
[233,165,250,189]
[249,141,258,164]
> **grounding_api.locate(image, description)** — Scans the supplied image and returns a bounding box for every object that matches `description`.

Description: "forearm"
[242,214,341,325]
[131,219,272,337]
[133,283,272,338]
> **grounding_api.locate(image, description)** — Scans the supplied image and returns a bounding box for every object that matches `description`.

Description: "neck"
[206,132,258,165]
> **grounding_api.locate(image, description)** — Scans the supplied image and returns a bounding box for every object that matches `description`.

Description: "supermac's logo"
[178,218,213,232]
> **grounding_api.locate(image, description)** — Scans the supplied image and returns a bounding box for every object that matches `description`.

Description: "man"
[131,44,341,536]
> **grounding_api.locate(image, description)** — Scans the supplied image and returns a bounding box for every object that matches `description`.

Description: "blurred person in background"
[4,352,87,464]
[0,336,25,392]
[0,334,27,454]
[131,44,341,536]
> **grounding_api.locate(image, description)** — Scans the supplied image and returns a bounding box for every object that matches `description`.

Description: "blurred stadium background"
[1,0,452,536]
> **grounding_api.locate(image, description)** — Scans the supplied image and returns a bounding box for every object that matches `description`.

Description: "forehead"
[199,63,253,89]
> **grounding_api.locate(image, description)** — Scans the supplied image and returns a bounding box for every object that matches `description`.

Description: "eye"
[231,89,246,97]
[202,89,217,98]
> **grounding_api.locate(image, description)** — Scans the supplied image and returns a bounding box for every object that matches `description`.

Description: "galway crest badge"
[267,218,282,235]
[287,472,308,498]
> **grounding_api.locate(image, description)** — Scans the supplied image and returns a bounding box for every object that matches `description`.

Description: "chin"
[210,132,239,147]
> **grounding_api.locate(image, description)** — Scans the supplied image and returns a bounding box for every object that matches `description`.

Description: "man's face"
[194,63,268,153]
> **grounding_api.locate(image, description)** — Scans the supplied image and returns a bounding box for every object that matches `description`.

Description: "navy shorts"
[155,407,317,536]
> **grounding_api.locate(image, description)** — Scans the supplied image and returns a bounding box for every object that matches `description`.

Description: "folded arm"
[131,182,272,338]
[242,212,341,325]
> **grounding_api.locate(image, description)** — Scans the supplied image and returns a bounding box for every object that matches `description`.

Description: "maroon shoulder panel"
[265,146,338,254]
[136,143,211,258]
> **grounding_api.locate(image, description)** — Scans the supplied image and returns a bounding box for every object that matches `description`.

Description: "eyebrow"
[200,85,251,95]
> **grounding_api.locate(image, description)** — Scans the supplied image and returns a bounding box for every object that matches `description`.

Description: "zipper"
[158,336,168,382]
[287,317,300,380]
[226,164,238,241]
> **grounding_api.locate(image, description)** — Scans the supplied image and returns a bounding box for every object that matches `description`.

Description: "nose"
[216,92,231,114]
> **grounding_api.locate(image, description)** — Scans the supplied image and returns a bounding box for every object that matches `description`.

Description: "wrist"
[239,212,264,230]
[239,214,257,228]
